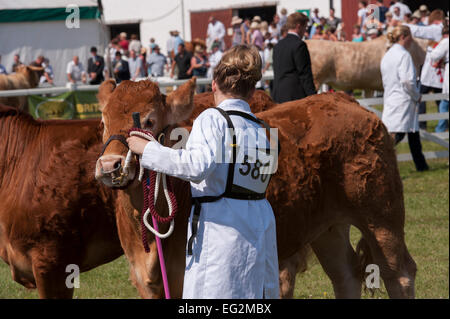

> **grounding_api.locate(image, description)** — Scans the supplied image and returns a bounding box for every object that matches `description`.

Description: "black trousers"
[419,85,442,129]
[394,132,429,171]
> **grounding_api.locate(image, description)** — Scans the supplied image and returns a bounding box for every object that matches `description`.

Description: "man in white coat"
[127,45,280,299]
[206,16,226,52]
[430,26,449,132]
[381,25,429,171]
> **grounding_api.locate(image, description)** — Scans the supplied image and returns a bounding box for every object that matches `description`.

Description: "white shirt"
[420,46,444,89]
[140,99,279,299]
[389,2,411,20]
[358,8,367,28]
[381,43,420,132]
[206,50,223,79]
[405,23,443,42]
[430,37,449,96]
[207,21,226,47]
[66,60,85,82]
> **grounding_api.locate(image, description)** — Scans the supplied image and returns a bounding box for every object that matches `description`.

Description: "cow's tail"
[355,236,377,296]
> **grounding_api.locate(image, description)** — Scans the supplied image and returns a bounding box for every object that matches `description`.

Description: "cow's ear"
[97,79,117,111]
[165,77,197,124]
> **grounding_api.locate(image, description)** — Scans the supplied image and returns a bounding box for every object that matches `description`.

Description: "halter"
[99,116,176,299]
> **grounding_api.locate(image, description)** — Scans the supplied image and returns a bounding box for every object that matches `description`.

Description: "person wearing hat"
[147,44,166,77]
[172,30,184,56]
[419,5,430,25]
[231,16,244,46]
[206,16,226,52]
[411,10,424,26]
[87,46,105,85]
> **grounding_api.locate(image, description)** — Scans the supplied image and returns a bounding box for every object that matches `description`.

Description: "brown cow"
[0,105,123,298]
[0,65,43,111]
[306,36,428,93]
[95,78,416,299]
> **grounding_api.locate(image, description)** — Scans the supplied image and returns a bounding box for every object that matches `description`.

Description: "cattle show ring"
[0,0,448,305]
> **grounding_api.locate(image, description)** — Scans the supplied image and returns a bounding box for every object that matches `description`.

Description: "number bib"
[233,149,276,194]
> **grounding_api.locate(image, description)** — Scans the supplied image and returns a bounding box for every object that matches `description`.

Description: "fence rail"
[1,80,448,162]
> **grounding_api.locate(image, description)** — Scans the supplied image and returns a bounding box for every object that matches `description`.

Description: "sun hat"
[231,16,243,25]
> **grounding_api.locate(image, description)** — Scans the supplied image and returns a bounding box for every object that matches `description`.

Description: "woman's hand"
[127,136,150,155]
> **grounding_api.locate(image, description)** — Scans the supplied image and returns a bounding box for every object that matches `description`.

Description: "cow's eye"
[146,119,154,128]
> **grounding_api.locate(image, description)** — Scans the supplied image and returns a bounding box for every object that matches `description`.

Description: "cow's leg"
[31,256,74,299]
[358,227,416,299]
[127,241,164,299]
[311,223,362,299]
[278,251,303,299]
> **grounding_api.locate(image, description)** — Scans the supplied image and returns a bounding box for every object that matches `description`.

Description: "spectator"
[11,54,23,73]
[260,21,269,37]
[128,50,143,81]
[376,0,389,23]
[170,43,192,80]
[280,24,288,39]
[367,28,380,40]
[0,55,7,74]
[242,18,251,44]
[327,8,341,29]
[30,55,45,79]
[173,30,184,56]
[269,15,281,40]
[381,25,428,172]
[337,22,347,41]
[66,56,86,84]
[206,16,226,51]
[112,51,130,83]
[383,12,395,34]
[392,6,402,22]
[207,41,223,79]
[430,26,449,133]
[312,25,324,40]
[419,5,430,25]
[352,24,365,42]
[411,11,424,25]
[250,21,264,49]
[279,8,288,27]
[188,44,208,93]
[363,9,383,36]
[105,39,120,74]
[272,12,316,103]
[388,0,411,22]
[166,31,176,61]
[231,16,244,46]
[128,34,142,54]
[40,58,54,85]
[328,27,339,41]
[139,47,148,78]
[87,46,105,85]
[311,8,321,25]
[357,1,368,32]
[147,45,166,77]
[119,32,129,51]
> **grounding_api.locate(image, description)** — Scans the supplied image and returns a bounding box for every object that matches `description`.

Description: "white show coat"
[381,43,421,133]
[430,37,449,97]
[421,45,444,89]
[405,23,443,42]
[207,21,226,50]
[141,99,279,299]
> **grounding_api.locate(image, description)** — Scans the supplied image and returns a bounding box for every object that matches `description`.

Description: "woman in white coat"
[127,45,279,299]
[430,26,449,133]
[381,25,429,171]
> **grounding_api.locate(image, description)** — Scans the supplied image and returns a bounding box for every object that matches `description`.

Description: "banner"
[28,91,101,120]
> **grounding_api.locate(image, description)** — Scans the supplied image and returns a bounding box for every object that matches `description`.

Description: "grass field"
[0,102,448,299]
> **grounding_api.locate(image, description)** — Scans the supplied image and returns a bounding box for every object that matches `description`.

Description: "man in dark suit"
[87,46,105,85]
[112,51,130,83]
[272,12,316,103]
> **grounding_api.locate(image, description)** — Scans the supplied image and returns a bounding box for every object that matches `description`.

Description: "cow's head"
[16,65,44,88]
[95,78,196,188]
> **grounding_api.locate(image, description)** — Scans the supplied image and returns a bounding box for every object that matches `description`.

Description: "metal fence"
[1,78,448,162]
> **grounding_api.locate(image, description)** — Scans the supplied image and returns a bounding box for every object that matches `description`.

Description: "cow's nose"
[100,157,122,173]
